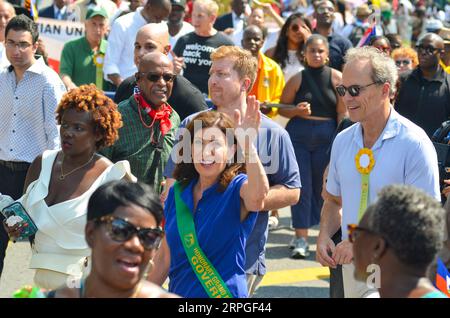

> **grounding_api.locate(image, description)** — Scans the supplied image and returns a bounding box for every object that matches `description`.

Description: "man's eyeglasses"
[317,6,335,14]
[416,45,441,55]
[335,82,380,97]
[347,224,377,243]
[138,72,176,83]
[5,40,32,51]
[395,59,411,66]
[96,215,164,250]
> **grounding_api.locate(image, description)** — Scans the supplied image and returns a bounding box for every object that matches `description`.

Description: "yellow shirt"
[440,60,450,74]
[251,52,285,118]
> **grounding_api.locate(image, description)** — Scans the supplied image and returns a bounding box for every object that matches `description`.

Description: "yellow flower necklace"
[355,148,375,221]
[93,53,104,89]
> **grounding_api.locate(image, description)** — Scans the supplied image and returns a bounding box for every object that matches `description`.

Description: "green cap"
[86,7,108,20]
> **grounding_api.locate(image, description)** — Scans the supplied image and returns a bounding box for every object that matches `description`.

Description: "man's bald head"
[134,23,170,67]
[0,1,15,16]
[0,0,16,42]
[417,33,445,69]
[419,32,445,50]
[139,51,173,71]
[137,51,175,106]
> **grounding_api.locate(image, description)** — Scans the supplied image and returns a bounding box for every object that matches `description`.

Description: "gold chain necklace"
[59,153,95,181]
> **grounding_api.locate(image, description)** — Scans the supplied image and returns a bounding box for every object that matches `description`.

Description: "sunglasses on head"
[96,215,164,250]
[138,72,176,83]
[335,82,379,97]
[415,45,441,55]
[395,59,411,66]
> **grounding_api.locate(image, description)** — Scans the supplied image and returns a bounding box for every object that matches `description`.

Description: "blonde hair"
[193,0,219,17]
[391,47,419,69]
[211,45,258,89]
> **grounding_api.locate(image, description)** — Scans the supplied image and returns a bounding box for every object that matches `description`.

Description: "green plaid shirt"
[100,96,180,193]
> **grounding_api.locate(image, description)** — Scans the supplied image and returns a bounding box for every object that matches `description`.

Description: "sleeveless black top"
[294,65,337,119]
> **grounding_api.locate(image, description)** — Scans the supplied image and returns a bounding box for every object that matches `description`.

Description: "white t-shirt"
[169,21,195,49]
[103,7,148,80]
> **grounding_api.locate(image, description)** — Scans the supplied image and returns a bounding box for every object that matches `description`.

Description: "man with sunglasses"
[100,52,180,193]
[113,23,207,121]
[396,33,450,139]
[313,0,352,71]
[317,46,440,298]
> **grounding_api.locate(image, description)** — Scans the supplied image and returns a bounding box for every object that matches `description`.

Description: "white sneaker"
[268,216,279,231]
[291,237,310,259]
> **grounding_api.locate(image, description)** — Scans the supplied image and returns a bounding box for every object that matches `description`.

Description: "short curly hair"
[391,47,419,68]
[365,185,445,269]
[56,84,123,150]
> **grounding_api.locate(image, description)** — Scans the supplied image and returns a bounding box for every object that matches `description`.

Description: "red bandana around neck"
[134,92,173,136]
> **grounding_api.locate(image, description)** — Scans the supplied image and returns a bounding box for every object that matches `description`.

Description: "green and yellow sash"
[173,181,233,298]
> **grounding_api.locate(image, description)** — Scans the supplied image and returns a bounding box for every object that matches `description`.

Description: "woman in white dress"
[4,84,135,289]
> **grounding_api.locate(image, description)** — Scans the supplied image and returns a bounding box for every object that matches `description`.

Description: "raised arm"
[237,96,269,218]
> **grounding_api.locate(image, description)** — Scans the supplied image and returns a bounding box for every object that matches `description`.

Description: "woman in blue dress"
[149,98,269,298]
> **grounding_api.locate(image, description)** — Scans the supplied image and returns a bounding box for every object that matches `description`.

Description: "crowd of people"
[0,0,449,299]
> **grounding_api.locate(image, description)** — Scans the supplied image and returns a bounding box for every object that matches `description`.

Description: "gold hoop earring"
[325,57,330,65]
[143,259,154,279]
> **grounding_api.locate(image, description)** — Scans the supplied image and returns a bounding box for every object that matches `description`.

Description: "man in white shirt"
[213,0,247,33]
[0,14,66,277]
[316,46,440,298]
[0,0,15,68]
[168,0,194,48]
[103,0,171,87]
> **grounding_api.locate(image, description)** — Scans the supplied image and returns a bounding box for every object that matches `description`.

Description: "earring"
[325,57,330,65]
[143,259,154,279]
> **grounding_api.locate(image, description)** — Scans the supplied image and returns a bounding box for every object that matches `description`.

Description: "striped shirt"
[0,58,66,163]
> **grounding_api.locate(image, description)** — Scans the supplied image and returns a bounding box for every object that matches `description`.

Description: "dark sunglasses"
[335,82,379,97]
[96,215,164,250]
[138,72,176,83]
[347,224,376,243]
[395,59,411,66]
[415,45,441,55]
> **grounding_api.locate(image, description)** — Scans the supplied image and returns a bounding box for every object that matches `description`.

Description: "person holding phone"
[278,34,346,259]
[3,84,135,290]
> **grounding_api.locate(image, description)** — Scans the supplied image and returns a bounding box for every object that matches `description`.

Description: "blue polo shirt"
[164,174,257,298]
[164,109,301,276]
